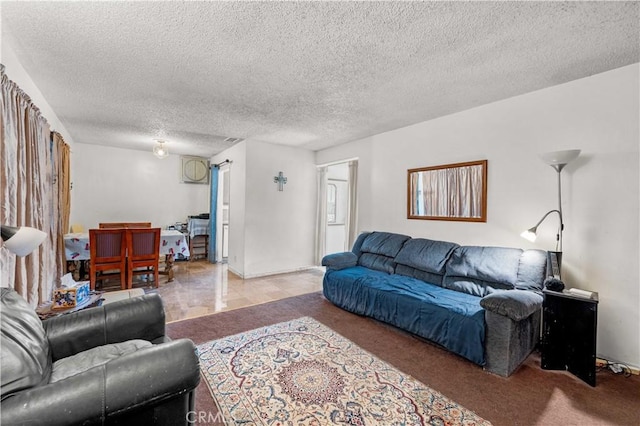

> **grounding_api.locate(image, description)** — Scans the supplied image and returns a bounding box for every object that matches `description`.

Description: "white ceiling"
[1,1,638,158]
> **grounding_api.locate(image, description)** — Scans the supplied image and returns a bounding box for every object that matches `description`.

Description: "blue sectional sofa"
[322,231,548,377]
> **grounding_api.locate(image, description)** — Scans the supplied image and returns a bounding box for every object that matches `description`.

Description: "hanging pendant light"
[153,139,169,159]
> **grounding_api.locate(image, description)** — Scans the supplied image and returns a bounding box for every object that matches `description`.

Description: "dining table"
[63,229,190,283]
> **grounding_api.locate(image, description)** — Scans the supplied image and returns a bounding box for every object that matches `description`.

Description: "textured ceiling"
[1,1,638,157]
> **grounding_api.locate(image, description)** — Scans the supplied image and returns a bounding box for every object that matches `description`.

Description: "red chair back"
[126,228,161,288]
[89,228,127,290]
[99,222,152,229]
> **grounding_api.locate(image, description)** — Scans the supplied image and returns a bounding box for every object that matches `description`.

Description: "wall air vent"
[181,156,210,184]
[223,137,244,144]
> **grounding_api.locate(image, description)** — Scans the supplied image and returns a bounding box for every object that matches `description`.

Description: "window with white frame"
[327,183,337,224]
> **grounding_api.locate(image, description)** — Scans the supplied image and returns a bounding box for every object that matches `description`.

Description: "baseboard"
[229,265,320,280]
[596,358,639,375]
[227,266,243,279]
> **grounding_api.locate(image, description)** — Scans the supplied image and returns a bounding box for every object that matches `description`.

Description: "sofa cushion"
[360,232,410,258]
[351,232,371,257]
[50,339,152,383]
[394,238,459,285]
[443,246,523,296]
[1,288,52,398]
[323,266,486,365]
[480,290,543,321]
[358,253,396,274]
[515,249,547,291]
[395,264,445,287]
[356,232,410,274]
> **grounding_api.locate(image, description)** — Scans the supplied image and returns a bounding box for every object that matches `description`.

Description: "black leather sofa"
[1,288,200,425]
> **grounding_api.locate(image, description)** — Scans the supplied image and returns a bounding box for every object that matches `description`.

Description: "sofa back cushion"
[1,288,52,399]
[514,249,548,291]
[360,232,411,257]
[358,253,397,274]
[443,246,547,297]
[394,265,445,287]
[357,232,410,274]
[351,232,371,257]
[394,238,459,286]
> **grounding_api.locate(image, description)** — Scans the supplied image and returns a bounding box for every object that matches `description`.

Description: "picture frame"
[407,159,487,222]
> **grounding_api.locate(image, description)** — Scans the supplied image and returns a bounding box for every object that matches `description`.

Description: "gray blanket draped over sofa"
[322,231,547,377]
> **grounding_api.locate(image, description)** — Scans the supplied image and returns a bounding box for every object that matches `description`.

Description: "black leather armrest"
[43,293,166,361]
[0,339,200,426]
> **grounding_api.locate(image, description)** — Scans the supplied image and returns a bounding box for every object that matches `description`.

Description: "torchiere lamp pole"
[521,149,581,273]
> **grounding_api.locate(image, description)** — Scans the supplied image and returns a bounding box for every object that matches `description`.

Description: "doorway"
[316,159,358,263]
[325,163,349,254]
[216,165,230,263]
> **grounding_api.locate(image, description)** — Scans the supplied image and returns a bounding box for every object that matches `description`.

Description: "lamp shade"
[520,210,561,245]
[1,225,47,256]
[539,149,581,167]
[520,228,537,242]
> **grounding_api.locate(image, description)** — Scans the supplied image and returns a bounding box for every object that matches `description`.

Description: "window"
[327,183,337,224]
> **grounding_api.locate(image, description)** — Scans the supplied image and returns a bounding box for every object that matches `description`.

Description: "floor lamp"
[1,225,47,256]
[521,149,581,275]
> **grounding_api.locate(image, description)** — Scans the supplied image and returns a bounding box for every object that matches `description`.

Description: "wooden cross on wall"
[274,171,288,191]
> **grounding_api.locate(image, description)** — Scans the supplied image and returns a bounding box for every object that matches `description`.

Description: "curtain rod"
[316,157,359,168]
[213,159,231,168]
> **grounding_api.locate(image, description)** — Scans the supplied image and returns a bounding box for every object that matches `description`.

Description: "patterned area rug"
[198,317,491,425]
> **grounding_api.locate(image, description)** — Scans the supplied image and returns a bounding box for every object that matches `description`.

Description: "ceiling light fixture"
[153,139,169,159]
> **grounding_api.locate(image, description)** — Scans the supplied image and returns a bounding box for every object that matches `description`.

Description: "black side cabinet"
[541,289,599,386]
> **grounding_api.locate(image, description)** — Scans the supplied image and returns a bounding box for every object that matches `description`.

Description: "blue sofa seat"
[324,266,485,364]
[322,231,548,377]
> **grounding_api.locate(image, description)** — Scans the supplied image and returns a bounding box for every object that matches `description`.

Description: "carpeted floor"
[167,291,640,426]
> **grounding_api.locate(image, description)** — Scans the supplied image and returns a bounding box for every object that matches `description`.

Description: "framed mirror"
[407,160,487,222]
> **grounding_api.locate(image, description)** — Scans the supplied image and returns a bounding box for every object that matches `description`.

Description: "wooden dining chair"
[88,228,127,290]
[126,227,161,289]
[99,222,152,229]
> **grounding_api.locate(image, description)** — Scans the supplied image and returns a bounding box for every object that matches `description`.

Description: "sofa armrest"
[480,290,543,321]
[322,252,358,270]
[0,339,200,426]
[43,294,166,361]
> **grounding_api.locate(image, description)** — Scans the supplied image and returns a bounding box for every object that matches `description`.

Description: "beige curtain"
[314,166,328,265]
[345,160,358,250]
[52,132,71,287]
[419,164,483,218]
[1,65,58,306]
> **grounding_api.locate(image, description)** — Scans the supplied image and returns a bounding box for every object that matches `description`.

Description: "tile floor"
[141,260,325,322]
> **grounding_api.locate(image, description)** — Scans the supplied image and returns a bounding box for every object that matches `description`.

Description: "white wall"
[213,140,316,279]
[1,43,75,146]
[243,141,316,278]
[316,64,640,368]
[71,143,209,229]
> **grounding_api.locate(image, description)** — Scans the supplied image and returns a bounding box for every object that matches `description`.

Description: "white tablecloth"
[64,230,190,261]
[187,218,209,238]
